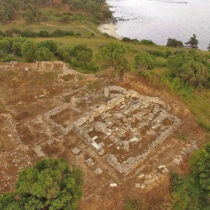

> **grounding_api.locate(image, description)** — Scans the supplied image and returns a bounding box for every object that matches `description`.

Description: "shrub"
[65,31,75,36]
[0,39,11,54]
[11,38,26,56]
[82,62,99,73]
[59,15,71,23]
[35,47,54,61]
[38,40,58,53]
[190,142,210,194]
[38,30,50,37]
[97,42,128,71]
[2,54,18,62]
[167,38,184,48]
[52,29,66,37]
[135,52,156,70]
[180,60,209,87]
[172,143,210,210]
[71,45,93,65]
[167,51,210,87]
[140,39,155,45]
[147,49,165,57]
[20,30,37,37]
[21,40,38,62]
[122,37,139,43]
[63,51,71,63]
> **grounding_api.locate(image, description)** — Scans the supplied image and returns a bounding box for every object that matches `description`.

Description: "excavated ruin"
[0,61,198,194]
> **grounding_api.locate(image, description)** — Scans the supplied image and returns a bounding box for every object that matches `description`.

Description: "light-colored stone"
[71,147,81,155]
[110,183,118,187]
[135,183,141,188]
[94,168,103,175]
[140,184,146,190]
[138,174,145,179]
[85,158,95,168]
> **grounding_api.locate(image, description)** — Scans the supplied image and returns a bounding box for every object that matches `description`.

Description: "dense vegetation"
[167,38,184,48]
[0,0,111,24]
[0,37,97,71]
[171,143,210,210]
[135,52,156,70]
[0,28,83,38]
[167,50,210,88]
[0,35,209,88]
[0,159,83,210]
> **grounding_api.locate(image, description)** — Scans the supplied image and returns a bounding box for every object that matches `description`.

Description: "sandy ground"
[98,23,121,39]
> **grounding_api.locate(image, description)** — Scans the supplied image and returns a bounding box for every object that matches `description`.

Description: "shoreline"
[97,23,122,40]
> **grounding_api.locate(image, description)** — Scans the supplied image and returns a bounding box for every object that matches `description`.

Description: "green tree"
[21,40,38,62]
[185,34,199,49]
[208,44,210,51]
[135,52,156,71]
[0,39,11,55]
[38,40,58,53]
[71,45,93,65]
[0,158,83,210]
[35,47,54,61]
[97,42,128,76]
[167,38,184,48]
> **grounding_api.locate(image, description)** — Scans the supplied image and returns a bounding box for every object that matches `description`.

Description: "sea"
[106,0,210,50]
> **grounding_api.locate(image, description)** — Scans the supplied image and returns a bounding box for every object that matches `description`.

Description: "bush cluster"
[0,29,81,38]
[0,37,97,72]
[172,143,210,210]
[135,52,157,71]
[0,159,83,210]
[167,50,210,88]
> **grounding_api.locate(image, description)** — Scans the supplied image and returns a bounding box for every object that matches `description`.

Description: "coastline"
[97,23,121,40]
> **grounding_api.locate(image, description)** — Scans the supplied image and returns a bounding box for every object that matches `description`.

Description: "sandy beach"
[98,23,121,39]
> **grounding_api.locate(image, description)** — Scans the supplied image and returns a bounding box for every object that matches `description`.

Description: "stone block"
[85,158,95,168]
[110,183,117,187]
[94,168,103,175]
[71,147,81,155]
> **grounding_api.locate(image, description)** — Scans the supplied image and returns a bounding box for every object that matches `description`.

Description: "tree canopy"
[21,40,38,62]
[97,42,128,76]
[185,34,199,49]
[0,158,83,210]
